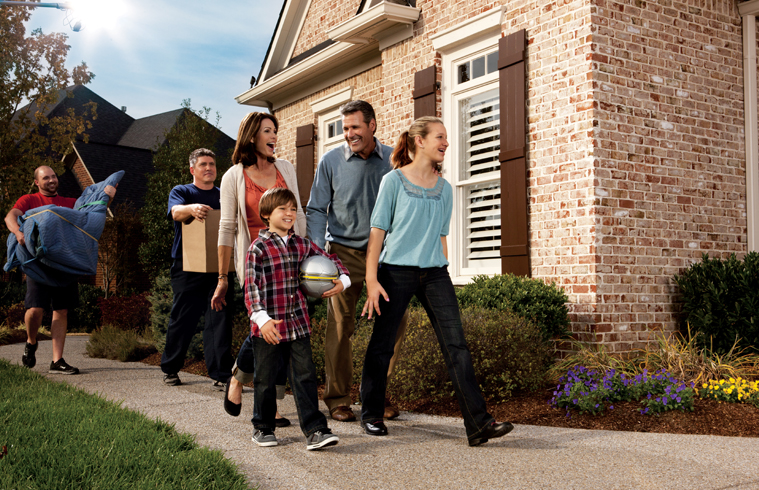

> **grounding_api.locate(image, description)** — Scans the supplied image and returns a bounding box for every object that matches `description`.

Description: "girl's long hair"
[232,112,279,166]
[390,116,444,170]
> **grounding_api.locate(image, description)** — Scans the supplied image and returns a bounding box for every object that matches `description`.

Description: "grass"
[0,359,250,490]
[86,324,157,362]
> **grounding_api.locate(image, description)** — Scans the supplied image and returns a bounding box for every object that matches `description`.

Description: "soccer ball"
[299,255,339,298]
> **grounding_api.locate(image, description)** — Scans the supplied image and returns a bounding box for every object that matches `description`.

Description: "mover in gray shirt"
[306,100,406,428]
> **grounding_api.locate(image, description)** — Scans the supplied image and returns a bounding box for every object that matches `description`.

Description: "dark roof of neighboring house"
[67,142,155,209]
[117,109,185,149]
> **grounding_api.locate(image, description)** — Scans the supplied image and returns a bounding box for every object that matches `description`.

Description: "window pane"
[458,88,500,181]
[457,61,470,84]
[336,120,342,134]
[472,56,485,79]
[328,123,335,139]
[487,52,498,74]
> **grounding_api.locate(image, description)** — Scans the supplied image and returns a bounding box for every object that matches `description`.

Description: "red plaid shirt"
[244,229,348,341]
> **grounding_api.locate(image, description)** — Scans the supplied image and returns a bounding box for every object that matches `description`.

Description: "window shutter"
[295,124,315,207]
[498,29,529,277]
[413,65,437,118]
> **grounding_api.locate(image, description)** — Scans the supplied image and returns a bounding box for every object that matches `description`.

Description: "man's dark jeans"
[360,266,495,440]
[251,334,328,437]
[161,258,235,382]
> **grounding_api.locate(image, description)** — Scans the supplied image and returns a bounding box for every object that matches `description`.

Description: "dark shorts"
[25,276,79,311]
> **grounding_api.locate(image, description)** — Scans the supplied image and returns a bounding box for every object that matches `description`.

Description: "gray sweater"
[306,139,393,251]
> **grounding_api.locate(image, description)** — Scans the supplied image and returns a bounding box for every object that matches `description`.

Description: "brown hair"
[390,116,444,169]
[259,187,297,227]
[232,112,278,166]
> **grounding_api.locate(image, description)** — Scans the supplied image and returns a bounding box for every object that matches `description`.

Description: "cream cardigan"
[218,160,307,282]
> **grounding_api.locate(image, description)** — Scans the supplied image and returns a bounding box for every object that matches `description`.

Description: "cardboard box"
[182,209,233,273]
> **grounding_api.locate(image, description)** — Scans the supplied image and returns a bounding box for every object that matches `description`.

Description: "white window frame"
[434,8,504,284]
[310,87,353,160]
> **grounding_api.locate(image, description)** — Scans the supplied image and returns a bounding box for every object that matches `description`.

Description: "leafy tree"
[1,5,96,233]
[139,100,231,281]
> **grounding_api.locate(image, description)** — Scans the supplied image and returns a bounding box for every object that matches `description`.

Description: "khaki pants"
[323,242,408,411]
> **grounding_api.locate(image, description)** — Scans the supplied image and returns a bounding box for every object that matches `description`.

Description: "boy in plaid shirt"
[245,187,350,450]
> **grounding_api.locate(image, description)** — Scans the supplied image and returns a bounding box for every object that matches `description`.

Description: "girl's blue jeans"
[359,265,495,441]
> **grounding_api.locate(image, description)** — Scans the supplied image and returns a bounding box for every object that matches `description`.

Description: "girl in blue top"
[359,117,514,446]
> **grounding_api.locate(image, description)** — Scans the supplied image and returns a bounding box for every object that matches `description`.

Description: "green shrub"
[387,306,553,404]
[98,293,151,333]
[149,272,176,356]
[0,301,25,329]
[674,252,759,353]
[455,273,569,340]
[71,284,105,333]
[86,324,156,362]
[0,279,25,309]
[309,314,373,385]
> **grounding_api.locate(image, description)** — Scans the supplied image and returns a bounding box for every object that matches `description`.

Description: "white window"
[310,87,353,161]
[434,7,504,284]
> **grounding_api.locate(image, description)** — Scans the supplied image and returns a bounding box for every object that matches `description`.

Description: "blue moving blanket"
[4,171,125,287]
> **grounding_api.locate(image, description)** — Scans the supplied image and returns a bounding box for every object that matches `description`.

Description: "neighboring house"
[236,0,758,352]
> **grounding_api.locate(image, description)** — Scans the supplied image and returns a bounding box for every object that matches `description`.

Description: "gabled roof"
[237,0,420,110]
[69,142,154,208]
[117,109,185,150]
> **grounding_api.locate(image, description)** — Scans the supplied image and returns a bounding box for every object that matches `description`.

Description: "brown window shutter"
[413,65,437,118]
[295,124,315,207]
[499,29,530,277]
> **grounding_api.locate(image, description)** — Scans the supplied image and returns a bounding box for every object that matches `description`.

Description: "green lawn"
[0,359,250,490]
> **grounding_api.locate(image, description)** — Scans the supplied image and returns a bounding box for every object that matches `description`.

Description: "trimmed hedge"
[387,306,553,404]
[674,252,759,353]
[455,273,570,340]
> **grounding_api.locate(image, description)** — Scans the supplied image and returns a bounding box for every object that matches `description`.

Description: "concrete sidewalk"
[2,336,758,490]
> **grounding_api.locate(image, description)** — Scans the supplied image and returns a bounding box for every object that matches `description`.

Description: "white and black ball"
[299,255,339,298]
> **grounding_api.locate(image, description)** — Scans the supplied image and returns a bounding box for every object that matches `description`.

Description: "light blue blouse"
[369,169,452,268]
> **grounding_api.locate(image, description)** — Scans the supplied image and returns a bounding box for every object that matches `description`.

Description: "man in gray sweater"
[306,100,406,424]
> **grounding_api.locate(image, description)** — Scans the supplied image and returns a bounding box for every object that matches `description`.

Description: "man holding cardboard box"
[161,148,235,388]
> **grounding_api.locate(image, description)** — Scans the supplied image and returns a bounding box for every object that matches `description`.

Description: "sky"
[22,0,286,138]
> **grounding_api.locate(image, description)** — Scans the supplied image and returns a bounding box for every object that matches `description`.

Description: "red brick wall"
[292,0,362,58]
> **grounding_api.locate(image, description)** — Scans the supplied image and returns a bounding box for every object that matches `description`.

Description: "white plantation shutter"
[458,87,501,268]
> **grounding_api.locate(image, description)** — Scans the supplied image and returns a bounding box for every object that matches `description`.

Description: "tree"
[1,4,96,250]
[139,100,231,281]
[98,202,145,297]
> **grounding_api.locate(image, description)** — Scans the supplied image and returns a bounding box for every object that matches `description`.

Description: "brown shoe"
[383,398,400,420]
[330,405,356,422]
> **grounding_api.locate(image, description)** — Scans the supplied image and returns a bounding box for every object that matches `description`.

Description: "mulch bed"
[3,329,51,344]
[139,352,759,438]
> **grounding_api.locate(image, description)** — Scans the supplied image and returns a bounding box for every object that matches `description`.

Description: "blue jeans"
[251,335,328,437]
[360,266,495,441]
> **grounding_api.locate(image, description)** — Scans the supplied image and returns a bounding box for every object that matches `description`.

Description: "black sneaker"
[21,342,38,368]
[164,373,181,386]
[48,358,80,375]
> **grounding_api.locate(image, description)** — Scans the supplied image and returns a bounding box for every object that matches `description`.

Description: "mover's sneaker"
[252,429,278,447]
[48,358,79,375]
[306,429,339,450]
[163,374,181,386]
[21,342,38,368]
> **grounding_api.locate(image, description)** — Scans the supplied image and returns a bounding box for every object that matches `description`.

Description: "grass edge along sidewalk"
[0,359,251,490]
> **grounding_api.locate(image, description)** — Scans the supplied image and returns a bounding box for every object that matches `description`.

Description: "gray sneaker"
[163,373,181,386]
[252,429,278,447]
[306,429,339,451]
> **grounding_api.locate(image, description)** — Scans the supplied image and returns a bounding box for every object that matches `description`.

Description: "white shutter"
[458,87,501,269]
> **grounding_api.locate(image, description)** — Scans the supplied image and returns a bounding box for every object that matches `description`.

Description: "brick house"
[236,0,758,352]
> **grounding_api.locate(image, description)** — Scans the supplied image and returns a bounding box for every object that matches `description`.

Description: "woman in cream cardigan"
[211,112,306,426]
